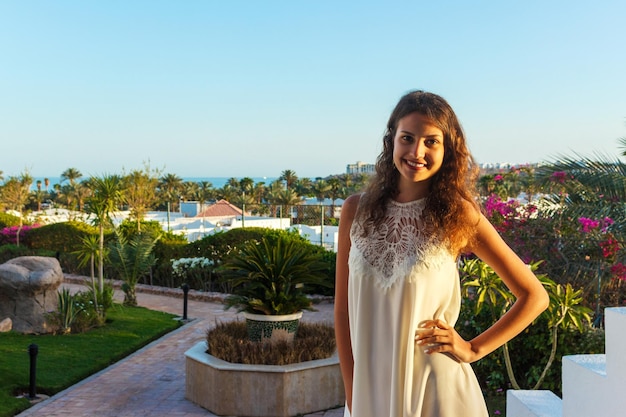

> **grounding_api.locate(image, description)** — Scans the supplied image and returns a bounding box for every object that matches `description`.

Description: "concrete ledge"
[506,390,562,417]
[185,342,345,417]
[563,354,606,377]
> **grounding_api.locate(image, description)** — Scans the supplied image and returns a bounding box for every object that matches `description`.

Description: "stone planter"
[243,311,302,344]
[185,342,345,417]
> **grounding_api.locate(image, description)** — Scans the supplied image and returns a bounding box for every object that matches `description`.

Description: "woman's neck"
[395,179,430,203]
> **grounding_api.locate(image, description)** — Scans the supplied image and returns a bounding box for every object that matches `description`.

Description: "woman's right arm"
[334,194,360,413]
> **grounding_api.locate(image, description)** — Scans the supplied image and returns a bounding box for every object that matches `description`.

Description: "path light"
[28,343,38,399]
[181,283,189,320]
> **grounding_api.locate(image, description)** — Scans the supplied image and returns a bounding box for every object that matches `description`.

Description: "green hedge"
[25,221,103,274]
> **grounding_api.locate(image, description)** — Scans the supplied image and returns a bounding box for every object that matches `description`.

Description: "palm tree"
[294,178,313,198]
[239,177,255,194]
[269,188,302,220]
[34,180,43,211]
[73,182,91,212]
[107,229,159,306]
[181,181,200,203]
[280,169,298,190]
[73,234,105,319]
[61,167,82,186]
[326,177,342,217]
[86,174,125,293]
[196,181,215,232]
[537,137,626,231]
[158,173,184,212]
[311,179,331,203]
[226,177,240,188]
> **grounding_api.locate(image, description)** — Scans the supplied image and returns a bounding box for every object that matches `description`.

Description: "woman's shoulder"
[343,193,363,207]
[460,197,482,225]
[340,194,363,221]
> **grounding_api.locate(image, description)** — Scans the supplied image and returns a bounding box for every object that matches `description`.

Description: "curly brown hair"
[359,90,480,255]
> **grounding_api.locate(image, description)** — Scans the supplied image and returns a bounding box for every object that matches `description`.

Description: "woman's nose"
[412,140,426,158]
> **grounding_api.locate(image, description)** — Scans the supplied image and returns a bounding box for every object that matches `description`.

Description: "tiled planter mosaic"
[243,311,303,343]
[185,342,345,417]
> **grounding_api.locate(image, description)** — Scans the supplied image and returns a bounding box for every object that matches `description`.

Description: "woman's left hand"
[415,319,478,363]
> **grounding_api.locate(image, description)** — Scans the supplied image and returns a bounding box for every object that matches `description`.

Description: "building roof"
[196,199,243,218]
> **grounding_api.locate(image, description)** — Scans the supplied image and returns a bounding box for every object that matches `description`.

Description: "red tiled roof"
[196,199,243,217]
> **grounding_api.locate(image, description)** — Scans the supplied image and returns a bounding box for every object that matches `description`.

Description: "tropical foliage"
[220,236,331,315]
[107,229,160,306]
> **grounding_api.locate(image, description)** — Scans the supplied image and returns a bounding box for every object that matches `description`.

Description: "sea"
[29,176,278,191]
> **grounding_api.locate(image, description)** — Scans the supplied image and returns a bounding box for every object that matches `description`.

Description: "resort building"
[346,161,375,175]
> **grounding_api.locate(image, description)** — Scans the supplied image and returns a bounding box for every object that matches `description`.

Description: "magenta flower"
[610,263,626,281]
[550,171,569,183]
[578,217,600,233]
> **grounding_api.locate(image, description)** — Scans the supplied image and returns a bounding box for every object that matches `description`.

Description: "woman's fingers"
[415,320,475,362]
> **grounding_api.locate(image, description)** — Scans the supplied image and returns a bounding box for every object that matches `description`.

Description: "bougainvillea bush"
[0,224,40,246]
[483,193,625,315]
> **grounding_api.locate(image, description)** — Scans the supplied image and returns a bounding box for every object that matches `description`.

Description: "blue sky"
[1,1,625,179]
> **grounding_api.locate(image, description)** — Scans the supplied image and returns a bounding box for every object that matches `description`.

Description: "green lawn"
[0,305,181,417]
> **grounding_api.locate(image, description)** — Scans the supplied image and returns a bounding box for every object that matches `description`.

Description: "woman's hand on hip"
[415,319,478,363]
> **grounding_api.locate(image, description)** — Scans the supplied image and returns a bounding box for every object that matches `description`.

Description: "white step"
[506,390,562,417]
[605,307,626,378]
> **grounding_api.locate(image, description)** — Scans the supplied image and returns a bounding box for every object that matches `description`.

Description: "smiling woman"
[334,90,549,417]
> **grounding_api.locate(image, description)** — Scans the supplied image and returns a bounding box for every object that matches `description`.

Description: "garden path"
[15,278,343,417]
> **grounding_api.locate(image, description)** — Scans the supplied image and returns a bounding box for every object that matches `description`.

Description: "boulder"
[0,256,63,334]
[0,317,12,332]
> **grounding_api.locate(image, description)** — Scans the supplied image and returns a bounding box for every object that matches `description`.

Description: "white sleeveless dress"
[345,198,488,417]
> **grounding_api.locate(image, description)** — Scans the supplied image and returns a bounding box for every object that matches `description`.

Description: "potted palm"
[220,235,330,344]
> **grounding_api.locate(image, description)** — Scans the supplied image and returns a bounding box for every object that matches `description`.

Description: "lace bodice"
[350,198,454,290]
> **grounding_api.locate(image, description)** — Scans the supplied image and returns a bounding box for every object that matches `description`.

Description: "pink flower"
[578,217,600,233]
[600,236,619,258]
[601,217,614,232]
[610,263,626,281]
[494,174,503,181]
[550,171,569,183]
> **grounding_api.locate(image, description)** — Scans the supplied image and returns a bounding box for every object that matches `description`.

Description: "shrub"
[26,221,104,274]
[171,257,217,292]
[0,224,41,246]
[150,237,189,287]
[221,236,332,315]
[0,212,24,228]
[206,320,336,365]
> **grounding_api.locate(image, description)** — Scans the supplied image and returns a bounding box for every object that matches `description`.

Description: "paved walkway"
[17,281,345,417]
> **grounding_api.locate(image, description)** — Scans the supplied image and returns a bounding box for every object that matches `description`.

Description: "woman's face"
[392,112,445,193]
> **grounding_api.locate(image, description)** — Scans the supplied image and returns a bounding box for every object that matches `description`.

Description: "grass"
[0,304,181,417]
[206,320,336,365]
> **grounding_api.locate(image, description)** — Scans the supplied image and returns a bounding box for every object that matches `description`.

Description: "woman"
[334,90,549,417]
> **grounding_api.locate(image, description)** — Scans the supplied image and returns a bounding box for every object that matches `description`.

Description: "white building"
[346,161,375,174]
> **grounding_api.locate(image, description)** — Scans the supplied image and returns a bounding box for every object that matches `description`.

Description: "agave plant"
[220,236,330,315]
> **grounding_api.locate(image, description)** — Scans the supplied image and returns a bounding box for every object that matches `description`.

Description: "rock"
[0,317,12,332]
[0,256,64,334]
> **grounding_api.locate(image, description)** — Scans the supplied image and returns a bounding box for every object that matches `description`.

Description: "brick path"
[16,278,345,417]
